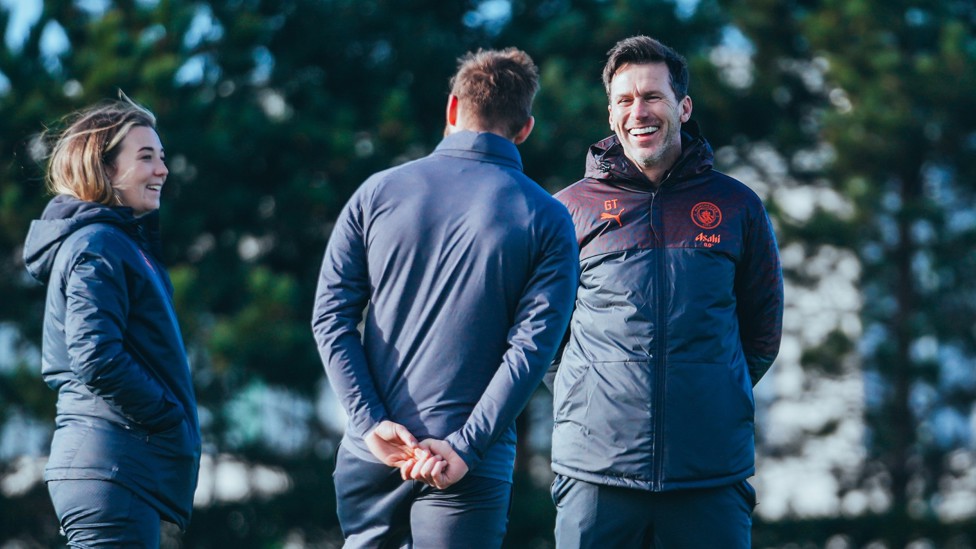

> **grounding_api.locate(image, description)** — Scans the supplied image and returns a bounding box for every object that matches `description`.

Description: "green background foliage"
[1,0,975,547]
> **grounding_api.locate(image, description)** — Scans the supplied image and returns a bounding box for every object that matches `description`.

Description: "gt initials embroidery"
[691,202,722,229]
[600,199,625,227]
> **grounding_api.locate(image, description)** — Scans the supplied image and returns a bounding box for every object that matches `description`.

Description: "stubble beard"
[636,124,681,173]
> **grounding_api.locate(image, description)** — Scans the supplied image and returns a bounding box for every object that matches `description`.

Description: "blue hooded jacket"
[550,123,783,492]
[23,195,201,528]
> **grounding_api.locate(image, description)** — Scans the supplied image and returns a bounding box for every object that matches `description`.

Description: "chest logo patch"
[599,199,625,228]
[600,198,626,228]
[600,209,625,227]
[691,202,722,229]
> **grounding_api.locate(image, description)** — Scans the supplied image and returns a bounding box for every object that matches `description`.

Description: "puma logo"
[600,209,625,227]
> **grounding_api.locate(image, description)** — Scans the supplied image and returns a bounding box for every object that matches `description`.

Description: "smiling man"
[547,36,784,548]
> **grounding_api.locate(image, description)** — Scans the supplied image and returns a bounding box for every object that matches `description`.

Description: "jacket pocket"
[120,407,178,439]
[47,418,94,471]
[552,360,654,476]
[735,479,758,513]
[146,399,185,433]
[147,417,196,458]
[662,361,755,483]
[47,419,128,479]
[550,474,572,506]
[552,361,591,422]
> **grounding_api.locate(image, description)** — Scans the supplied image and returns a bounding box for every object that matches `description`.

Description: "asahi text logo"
[695,232,721,248]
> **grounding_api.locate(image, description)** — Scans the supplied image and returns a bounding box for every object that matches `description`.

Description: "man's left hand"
[364,420,421,468]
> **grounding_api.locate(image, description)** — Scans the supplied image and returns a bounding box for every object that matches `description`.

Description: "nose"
[632,98,650,119]
[156,158,169,177]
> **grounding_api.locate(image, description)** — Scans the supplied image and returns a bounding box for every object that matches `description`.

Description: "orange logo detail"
[600,209,625,227]
[695,232,721,248]
[691,202,722,229]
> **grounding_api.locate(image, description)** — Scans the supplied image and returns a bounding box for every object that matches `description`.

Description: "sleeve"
[64,248,184,431]
[543,190,581,393]
[311,189,388,439]
[735,205,784,386]
[543,325,573,393]
[445,210,580,469]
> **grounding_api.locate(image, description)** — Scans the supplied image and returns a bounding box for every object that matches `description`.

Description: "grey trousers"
[552,474,756,549]
[333,443,513,549]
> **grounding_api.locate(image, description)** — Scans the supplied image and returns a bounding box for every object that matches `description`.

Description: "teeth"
[630,126,658,136]
[148,185,161,191]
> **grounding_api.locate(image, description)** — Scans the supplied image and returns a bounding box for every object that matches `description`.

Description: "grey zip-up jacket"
[551,123,783,492]
[312,131,579,482]
[23,195,201,528]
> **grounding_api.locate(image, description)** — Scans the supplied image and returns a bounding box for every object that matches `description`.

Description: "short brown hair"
[449,47,539,138]
[602,36,689,99]
[45,92,157,205]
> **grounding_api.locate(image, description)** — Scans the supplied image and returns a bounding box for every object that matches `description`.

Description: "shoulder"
[528,181,575,224]
[60,223,137,266]
[495,169,567,211]
[352,156,433,202]
[709,170,762,198]
[704,170,769,214]
[72,222,132,247]
[553,177,585,201]
[553,177,607,214]
[373,153,440,182]
[553,177,592,203]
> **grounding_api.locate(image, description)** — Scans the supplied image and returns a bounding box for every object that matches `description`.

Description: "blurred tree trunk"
[889,165,921,532]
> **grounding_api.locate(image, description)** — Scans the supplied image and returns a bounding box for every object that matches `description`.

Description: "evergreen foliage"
[1,0,974,546]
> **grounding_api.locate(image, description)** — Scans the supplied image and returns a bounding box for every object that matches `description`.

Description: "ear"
[512,116,535,145]
[679,95,693,124]
[608,103,613,128]
[445,94,459,128]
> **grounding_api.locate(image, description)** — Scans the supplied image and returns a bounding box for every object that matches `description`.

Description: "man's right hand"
[408,438,469,490]
[364,420,421,468]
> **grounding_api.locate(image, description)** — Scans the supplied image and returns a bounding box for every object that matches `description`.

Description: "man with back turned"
[312,48,579,548]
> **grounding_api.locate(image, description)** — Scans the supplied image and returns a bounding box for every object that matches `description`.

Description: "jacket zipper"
[649,188,667,491]
[647,152,698,490]
[598,137,702,490]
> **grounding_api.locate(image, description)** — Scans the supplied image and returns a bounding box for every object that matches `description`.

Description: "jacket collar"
[583,120,714,188]
[433,130,523,171]
[23,194,163,284]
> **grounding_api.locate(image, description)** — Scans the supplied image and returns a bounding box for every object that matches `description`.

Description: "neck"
[639,165,666,188]
[635,142,683,187]
[447,110,512,141]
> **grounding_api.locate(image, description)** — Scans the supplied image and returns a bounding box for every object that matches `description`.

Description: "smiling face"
[608,62,692,184]
[109,125,168,216]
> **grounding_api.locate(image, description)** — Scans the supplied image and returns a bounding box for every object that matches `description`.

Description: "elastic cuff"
[445,432,480,471]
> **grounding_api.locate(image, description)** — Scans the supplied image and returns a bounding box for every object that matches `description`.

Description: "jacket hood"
[583,120,714,187]
[23,194,161,284]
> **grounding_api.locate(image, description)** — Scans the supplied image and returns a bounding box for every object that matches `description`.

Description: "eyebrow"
[137,146,164,154]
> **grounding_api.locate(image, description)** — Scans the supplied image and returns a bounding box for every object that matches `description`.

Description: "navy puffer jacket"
[550,122,783,492]
[23,195,201,528]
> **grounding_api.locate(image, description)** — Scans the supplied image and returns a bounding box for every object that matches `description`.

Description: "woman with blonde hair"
[23,93,201,547]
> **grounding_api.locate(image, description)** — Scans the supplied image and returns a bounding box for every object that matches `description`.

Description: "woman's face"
[109,126,168,216]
